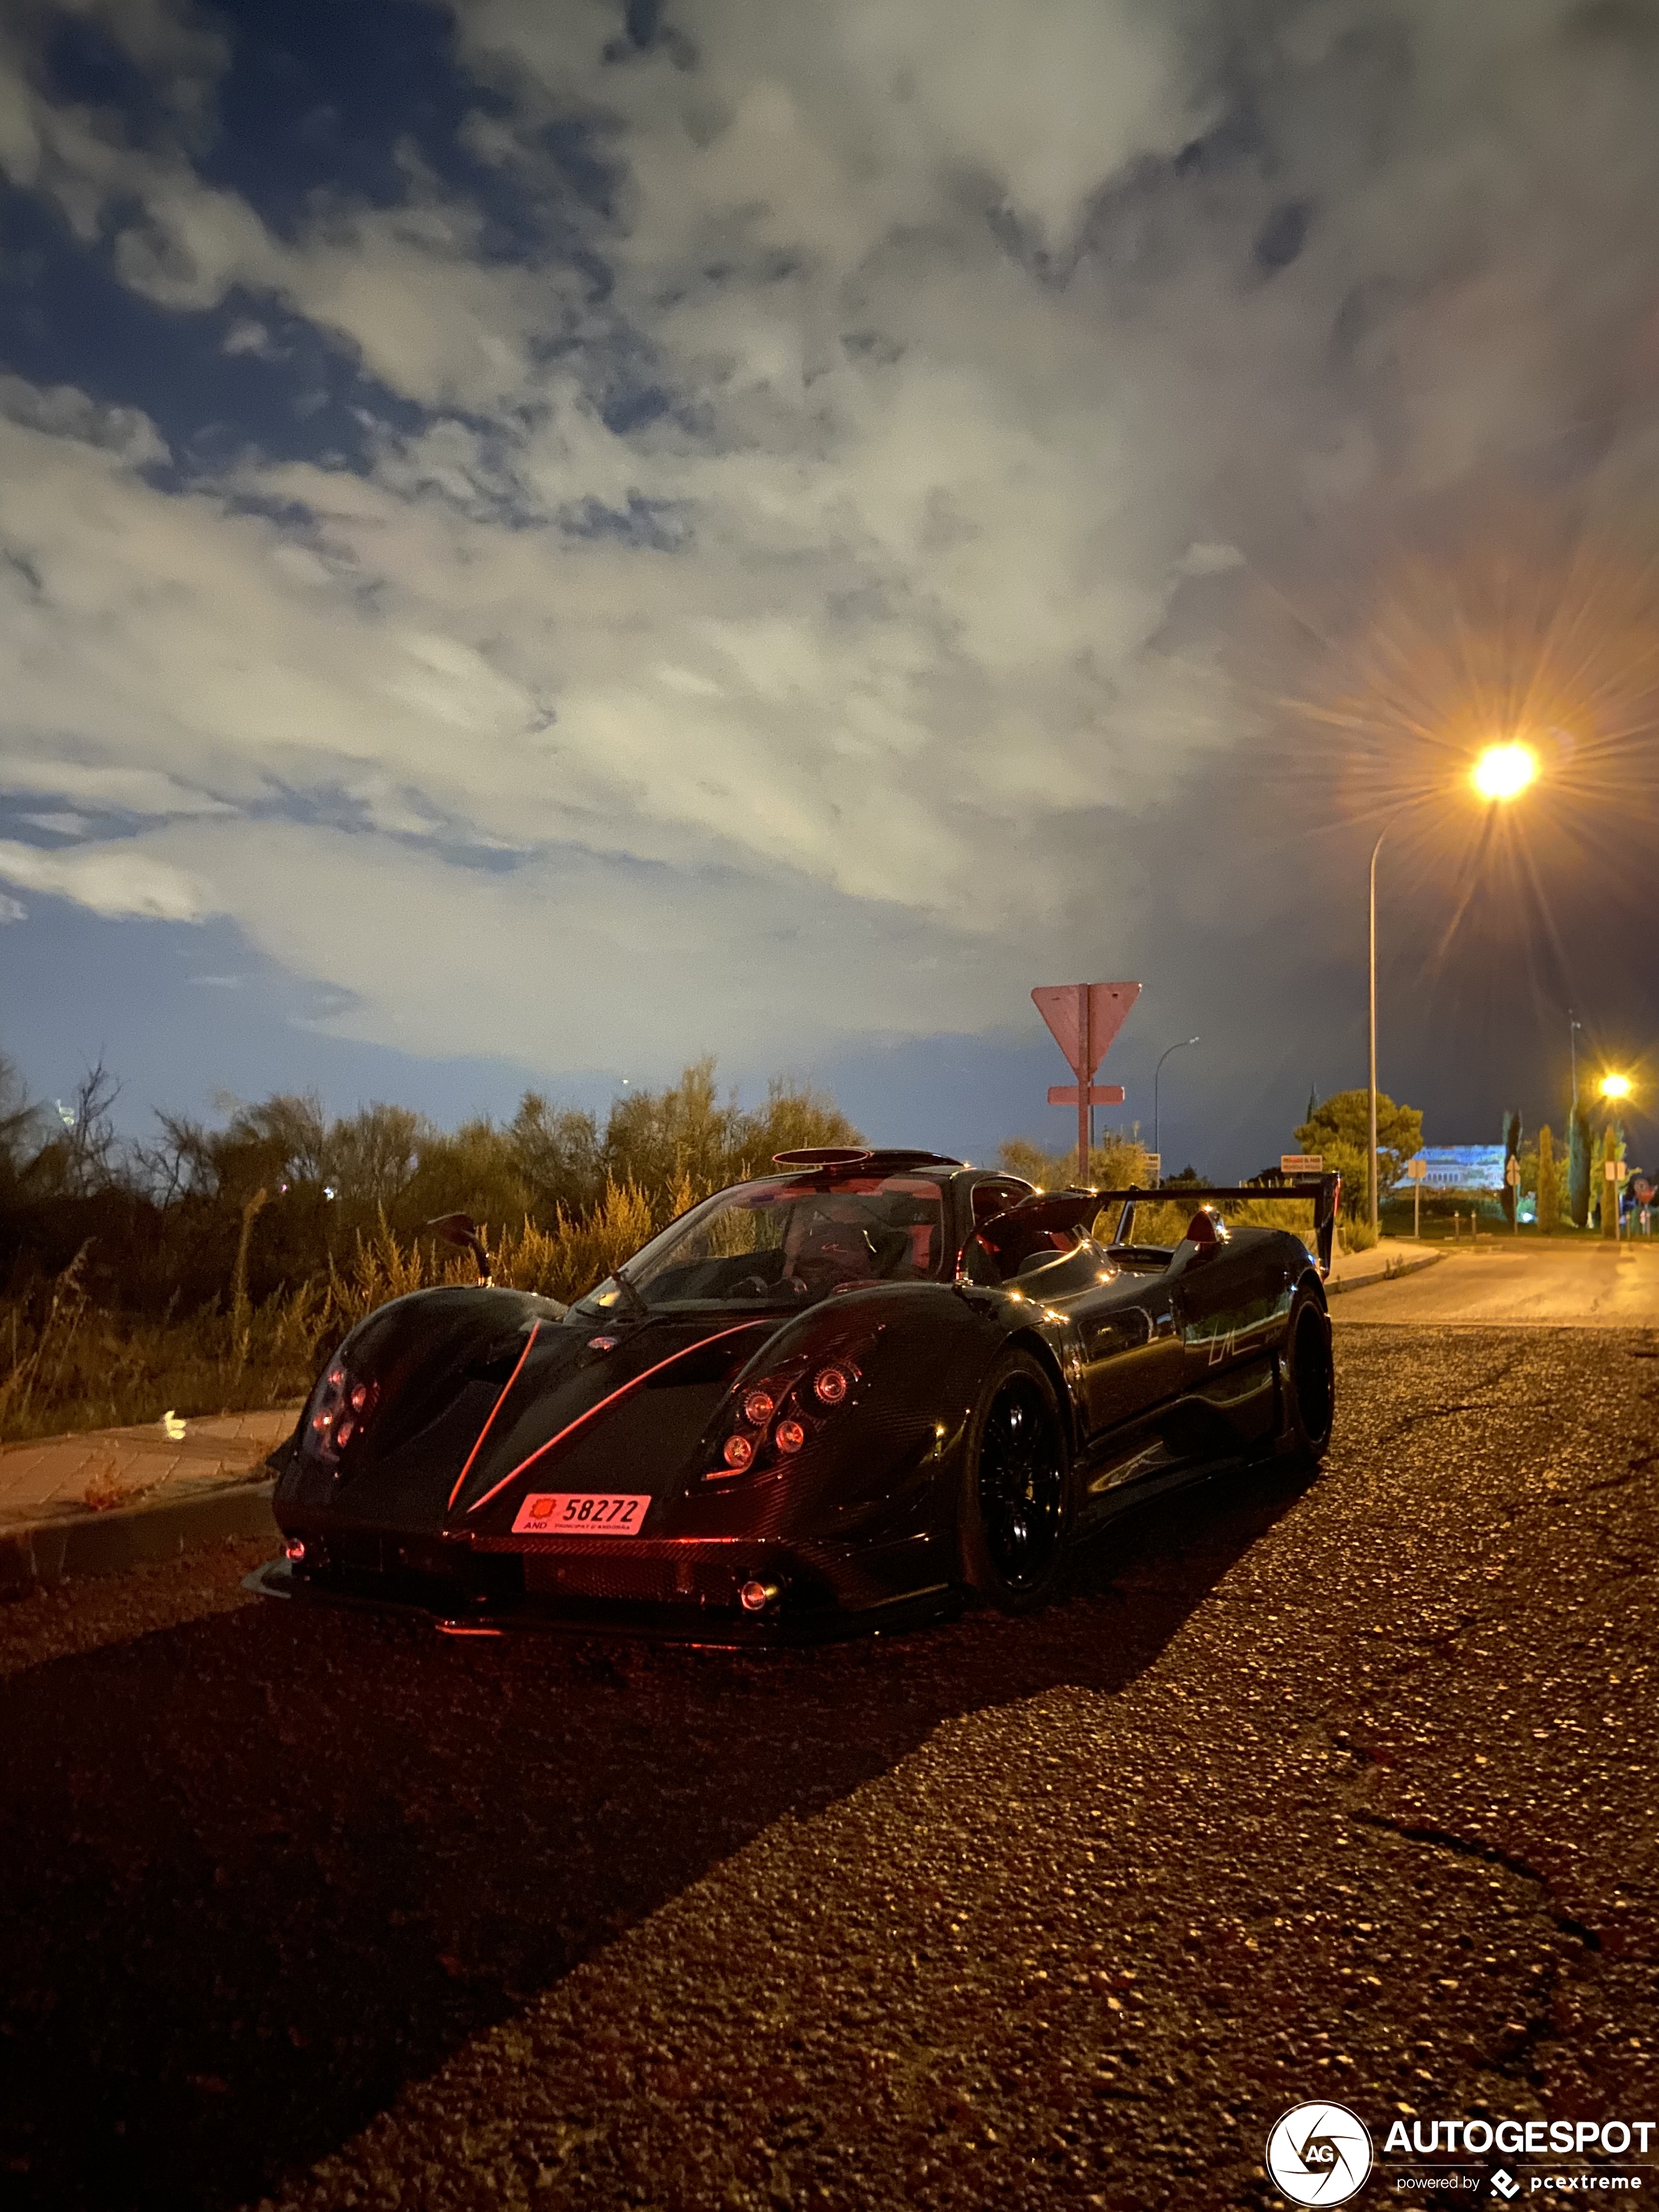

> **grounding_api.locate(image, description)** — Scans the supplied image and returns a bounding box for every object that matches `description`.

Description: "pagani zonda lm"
[252,1151,1338,1638]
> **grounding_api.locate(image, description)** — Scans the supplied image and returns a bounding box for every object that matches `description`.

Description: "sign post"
[1032,982,1141,1184]
[1406,1151,1428,1240]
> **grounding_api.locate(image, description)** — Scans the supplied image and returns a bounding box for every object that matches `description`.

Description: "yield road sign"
[1031,983,1141,1079]
[1032,981,1141,1184]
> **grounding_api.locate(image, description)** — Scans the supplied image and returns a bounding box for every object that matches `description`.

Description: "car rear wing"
[980,1176,1342,1280]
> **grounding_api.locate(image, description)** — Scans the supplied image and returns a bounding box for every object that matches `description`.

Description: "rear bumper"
[251,1528,953,1644]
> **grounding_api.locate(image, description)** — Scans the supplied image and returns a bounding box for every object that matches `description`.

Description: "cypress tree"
[1567,1100,1592,1228]
[1537,1125,1558,1234]
[1501,1110,1521,1225]
[1603,1125,1621,1240]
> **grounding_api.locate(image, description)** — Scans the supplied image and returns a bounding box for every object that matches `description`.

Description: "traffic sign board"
[1281,1154,1324,1175]
[1032,980,1141,1184]
[1143,1153,1162,1182]
[1031,983,1140,1078]
[1047,1084,1126,1107]
[1405,1155,1428,1181]
[1505,1157,1521,1187]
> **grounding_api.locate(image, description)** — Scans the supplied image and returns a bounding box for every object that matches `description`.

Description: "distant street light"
[1600,1072,1633,1102]
[1153,1037,1200,1178]
[1368,740,1542,1237]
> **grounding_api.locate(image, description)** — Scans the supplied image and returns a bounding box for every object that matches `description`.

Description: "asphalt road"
[1333,1240,1659,1327]
[2,1326,1656,2212]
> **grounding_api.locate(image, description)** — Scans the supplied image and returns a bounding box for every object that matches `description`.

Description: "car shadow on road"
[0,1458,1312,2212]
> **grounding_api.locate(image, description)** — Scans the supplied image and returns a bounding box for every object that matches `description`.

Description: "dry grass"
[0,1175,696,1445]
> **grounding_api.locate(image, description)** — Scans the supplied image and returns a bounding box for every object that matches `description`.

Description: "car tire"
[958,1347,1072,1613]
[1281,1287,1335,1466]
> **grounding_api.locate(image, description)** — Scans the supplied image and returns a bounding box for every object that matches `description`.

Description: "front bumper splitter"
[243,1557,958,1646]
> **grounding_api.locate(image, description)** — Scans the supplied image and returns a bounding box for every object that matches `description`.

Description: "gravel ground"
[2,1328,1656,2212]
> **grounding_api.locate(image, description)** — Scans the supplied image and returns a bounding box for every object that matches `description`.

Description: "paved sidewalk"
[0,1406,300,1527]
[1325,1234,1443,1292]
[0,1405,299,1597]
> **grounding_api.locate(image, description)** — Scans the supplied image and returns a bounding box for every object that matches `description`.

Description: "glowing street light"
[1600,1072,1633,1102]
[1366,735,1543,1236]
[1470,739,1541,803]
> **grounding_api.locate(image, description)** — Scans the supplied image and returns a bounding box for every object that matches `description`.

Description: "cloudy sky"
[2,0,1657,1172]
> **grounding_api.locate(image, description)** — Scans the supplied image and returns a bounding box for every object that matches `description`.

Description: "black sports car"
[252,1151,1339,1641]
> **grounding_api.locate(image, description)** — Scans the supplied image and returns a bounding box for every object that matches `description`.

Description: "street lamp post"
[1153,1037,1200,1178]
[1368,824,1389,1240]
[1366,739,1542,1241]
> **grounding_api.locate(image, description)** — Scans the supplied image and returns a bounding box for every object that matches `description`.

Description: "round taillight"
[312,1409,332,1432]
[742,1390,775,1426]
[283,1538,306,1563]
[335,1417,355,1448]
[813,1366,849,1406]
[739,1579,778,1613]
[349,1383,370,1412]
[722,1433,754,1470]
[328,1368,346,1388]
[775,1418,805,1454]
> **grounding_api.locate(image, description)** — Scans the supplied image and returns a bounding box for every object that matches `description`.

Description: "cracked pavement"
[1,1328,1656,2211]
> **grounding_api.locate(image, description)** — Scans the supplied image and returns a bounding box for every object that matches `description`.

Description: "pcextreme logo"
[1266,2102,1376,2205]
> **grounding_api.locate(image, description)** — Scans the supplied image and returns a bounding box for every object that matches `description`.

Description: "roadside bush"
[996,1131,1153,1191]
[0,1059,859,1442]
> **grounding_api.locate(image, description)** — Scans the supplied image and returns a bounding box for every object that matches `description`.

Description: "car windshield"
[573,1174,948,1315]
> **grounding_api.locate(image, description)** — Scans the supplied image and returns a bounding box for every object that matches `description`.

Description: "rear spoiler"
[981,1176,1342,1281]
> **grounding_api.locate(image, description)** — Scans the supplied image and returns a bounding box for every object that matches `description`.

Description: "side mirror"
[425,1211,491,1283]
[1182,1205,1231,1258]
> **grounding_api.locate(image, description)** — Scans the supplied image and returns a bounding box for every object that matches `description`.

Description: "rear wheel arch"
[1005,1326,1080,1453]
[957,1341,1074,1613]
[1281,1281,1335,1462]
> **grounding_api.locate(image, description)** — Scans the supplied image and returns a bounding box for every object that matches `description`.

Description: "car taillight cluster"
[304,1360,379,1470]
[710,1356,861,1479]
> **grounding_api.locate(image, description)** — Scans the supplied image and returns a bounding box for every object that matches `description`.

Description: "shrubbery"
[0,1055,860,1441]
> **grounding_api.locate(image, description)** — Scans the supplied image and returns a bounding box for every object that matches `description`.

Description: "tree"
[0,1053,45,1194]
[508,1093,602,1218]
[1500,1110,1522,1226]
[1536,1125,1559,1234]
[1567,1102,1592,1228]
[601,1060,863,1219]
[1295,1089,1424,1222]
[997,1131,1152,1190]
[1603,1124,1622,1240]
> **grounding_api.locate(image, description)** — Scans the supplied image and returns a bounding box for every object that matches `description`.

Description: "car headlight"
[302,1358,378,1470]
[706,1353,865,1480]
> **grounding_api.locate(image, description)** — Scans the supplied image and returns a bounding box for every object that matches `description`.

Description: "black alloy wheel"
[959,1349,1071,1612]
[1283,1289,1335,1463]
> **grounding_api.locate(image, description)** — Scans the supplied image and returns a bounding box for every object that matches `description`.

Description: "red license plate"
[511,1492,651,1536]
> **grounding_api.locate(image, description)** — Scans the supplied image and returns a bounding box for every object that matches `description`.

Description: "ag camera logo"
[1266,2102,1375,2205]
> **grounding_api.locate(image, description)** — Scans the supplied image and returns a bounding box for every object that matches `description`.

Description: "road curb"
[0,1475,279,1598]
[1327,1250,1447,1297]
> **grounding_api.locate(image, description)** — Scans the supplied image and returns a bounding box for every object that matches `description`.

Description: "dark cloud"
[0,0,1654,1163]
